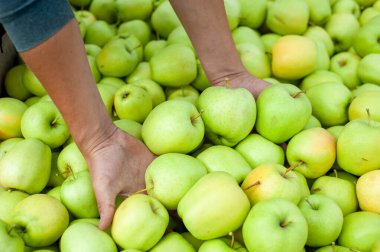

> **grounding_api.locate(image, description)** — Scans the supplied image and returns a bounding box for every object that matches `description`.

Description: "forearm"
[20,18,115,153]
[169,0,246,83]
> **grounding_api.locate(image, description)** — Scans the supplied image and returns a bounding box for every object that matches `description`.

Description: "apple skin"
[150,0,181,38]
[300,69,343,92]
[235,133,285,169]
[271,35,317,80]
[60,170,99,219]
[286,127,336,179]
[143,40,167,62]
[166,85,200,107]
[4,64,32,101]
[197,86,256,147]
[241,163,303,206]
[349,91,380,122]
[329,51,361,90]
[306,81,352,127]
[167,26,194,53]
[303,115,322,130]
[111,194,169,251]
[304,26,335,57]
[114,84,153,123]
[198,237,248,252]
[306,0,332,25]
[89,0,118,24]
[0,219,24,252]
[242,198,308,252]
[20,101,70,149]
[10,194,69,247]
[232,26,265,52]
[57,142,88,179]
[150,44,197,88]
[356,169,380,214]
[298,194,344,247]
[181,232,204,250]
[0,138,23,161]
[332,0,361,18]
[314,245,355,252]
[84,20,117,48]
[177,171,250,240]
[196,145,252,183]
[60,222,117,252]
[266,0,310,35]
[311,175,358,216]
[0,190,29,224]
[142,99,204,155]
[255,84,312,144]
[357,53,380,85]
[126,62,152,83]
[116,0,153,22]
[236,43,271,79]
[149,232,195,252]
[338,211,380,252]
[145,153,207,210]
[337,119,380,176]
[0,138,51,194]
[118,20,152,46]
[351,83,380,98]
[238,0,267,29]
[74,10,96,27]
[114,119,143,140]
[353,18,380,57]
[0,97,28,140]
[22,67,47,97]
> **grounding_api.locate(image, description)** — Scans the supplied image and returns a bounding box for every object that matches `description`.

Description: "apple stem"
[191,110,204,125]
[132,188,148,195]
[305,197,316,210]
[333,169,338,178]
[280,219,292,228]
[284,161,304,177]
[310,187,320,193]
[225,78,230,88]
[366,108,371,126]
[291,91,305,98]
[242,180,260,191]
[228,231,235,248]
[50,116,59,127]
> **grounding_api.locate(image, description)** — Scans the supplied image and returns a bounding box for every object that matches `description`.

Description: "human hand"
[212,71,270,99]
[81,127,155,230]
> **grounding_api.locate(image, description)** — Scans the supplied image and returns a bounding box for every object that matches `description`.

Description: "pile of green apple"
[1,0,380,251]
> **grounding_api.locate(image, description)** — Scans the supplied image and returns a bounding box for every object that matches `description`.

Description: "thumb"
[93,184,117,230]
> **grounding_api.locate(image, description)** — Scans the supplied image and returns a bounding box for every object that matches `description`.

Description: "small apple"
[348,91,380,122]
[329,51,361,90]
[236,43,271,78]
[89,0,118,24]
[299,70,343,91]
[113,119,142,140]
[57,142,88,179]
[353,17,380,57]
[118,20,152,47]
[166,85,200,106]
[332,0,361,18]
[143,39,167,61]
[4,64,32,101]
[150,0,181,38]
[303,115,322,129]
[74,10,96,27]
[167,26,195,53]
[232,26,265,52]
[0,97,28,140]
[357,53,380,85]
[356,169,380,214]
[238,0,267,29]
[304,26,335,57]
[22,67,47,97]
[149,232,195,252]
[116,0,153,22]
[125,62,152,83]
[198,237,248,252]
[306,0,332,25]
[351,83,380,98]
[84,20,117,48]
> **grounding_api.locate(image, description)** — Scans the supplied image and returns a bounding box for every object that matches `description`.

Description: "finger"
[93,184,117,230]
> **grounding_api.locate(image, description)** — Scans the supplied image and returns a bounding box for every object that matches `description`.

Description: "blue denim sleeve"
[0,0,74,52]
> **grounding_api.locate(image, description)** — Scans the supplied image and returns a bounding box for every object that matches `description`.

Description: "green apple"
[255,84,312,144]
[128,79,165,107]
[96,37,140,78]
[325,13,360,53]
[23,67,47,97]
[113,119,142,140]
[57,142,88,179]
[89,0,118,24]
[238,0,267,29]
[97,83,115,116]
[143,39,167,61]
[235,133,285,169]
[232,26,265,52]
[242,198,308,252]
[260,33,281,56]
[224,0,241,30]
[354,0,377,7]
[196,145,252,183]
[149,232,195,252]
[167,26,194,53]
[111,194,169,251]
[166,85,199,106]
[306,81,352,127]
[150,0,181,38]
[298,194,343,247]
[24,96,41,106]
[0,219,24,252]
[0,190,29,224]
[88,55,102,82]
[357,53,380,85]
[181,232,204,250]
[286,128,336,179]
[141,99,204,155]
[332,0,361,18]
[74,10,96,27]
[145,153,207,210]
[359,7,380,25]
[85,44,102,58]
[330,51,361,90]
[47,152,65,187]
[4,64,32,101]
[47,186,61,201]
[304,26,335,57]
[191,60,211,92]
[313,39,331,71]
[60,222,117,252]
[0,138,51,194]
[311,175,358,215]
[356,169,380,214]
[349,91,380,122]
[118,20,152,46]
[338,211,380,252]
[114,84,153,123]
[353,19,380,57]
[197,86,256,146]
[294,170,311,200]
[178,171,250,240]
[300,70,343,91]
[315,245,355,252]
[98,76,126,91]
[10,194,69,247]
[84,21,116,48]
[327,169,358,184]
[306,0,332,25]
[150,44,197,88]
[236,43,271,78]
[266,0,309,35]
[271,35,317,80]
[198,237,248,252]
[337,118,380,175]
[0,137,23,160]
[241,163,303,205]
[116,0,153,22]
[303,115,322,129]
[0,97,27,140]
[20,101,70,149]
[126,62,152,83]
[60,170,99,218]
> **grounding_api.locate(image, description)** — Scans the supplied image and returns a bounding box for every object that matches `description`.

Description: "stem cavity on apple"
[191,110,203,126]
[291,91,305,98]
[279,219,292,228]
